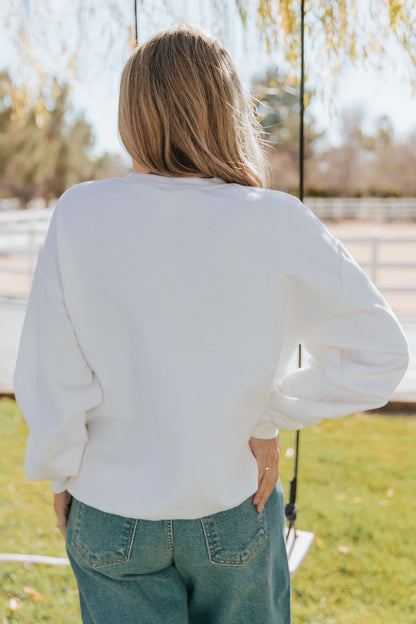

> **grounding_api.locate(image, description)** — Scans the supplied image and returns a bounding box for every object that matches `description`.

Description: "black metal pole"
[134,0,138,46]
[299,0,305,203]
[286,0,305,537]
[296,0,306,507]
[295,0,305,522]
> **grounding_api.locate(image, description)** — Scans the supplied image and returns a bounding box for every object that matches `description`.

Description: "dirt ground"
[1,220,416,316]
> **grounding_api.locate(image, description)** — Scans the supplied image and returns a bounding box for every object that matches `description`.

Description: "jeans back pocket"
[201,495,267,566]
[69,498,138,568]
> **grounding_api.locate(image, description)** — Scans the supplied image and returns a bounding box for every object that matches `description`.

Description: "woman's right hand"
[249,435,281,512]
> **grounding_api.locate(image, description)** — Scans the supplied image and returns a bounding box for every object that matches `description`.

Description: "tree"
[2,1,416,126]
[251,67,324,192]
[236,1,416,77]
[367,133,416,196]
[0,71,128,204]
[2,1,415,199]
[305,112,416,197]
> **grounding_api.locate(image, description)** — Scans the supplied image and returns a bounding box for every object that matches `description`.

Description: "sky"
[2,1,416,163]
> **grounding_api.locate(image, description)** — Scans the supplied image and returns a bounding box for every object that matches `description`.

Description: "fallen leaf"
[387,488,394,499]
[23,586,45,601]
[338,545,350,554]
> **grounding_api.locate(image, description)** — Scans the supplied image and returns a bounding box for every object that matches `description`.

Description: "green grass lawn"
[1,396,415,623]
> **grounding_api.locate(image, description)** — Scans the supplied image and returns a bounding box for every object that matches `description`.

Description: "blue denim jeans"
[65,481,291,623]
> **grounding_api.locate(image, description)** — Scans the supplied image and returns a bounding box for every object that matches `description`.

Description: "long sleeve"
[13,202,103,493]
[260,205,409,432]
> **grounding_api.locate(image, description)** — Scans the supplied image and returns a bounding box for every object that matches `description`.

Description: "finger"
[256,469,279,499]
[254,484,275,512]
[56,516,67,539]
[253,469,279,511]
[55,507,70,538]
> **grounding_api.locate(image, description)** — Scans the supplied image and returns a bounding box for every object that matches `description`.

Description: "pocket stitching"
[71,501,139,569]
[201,505,268,566]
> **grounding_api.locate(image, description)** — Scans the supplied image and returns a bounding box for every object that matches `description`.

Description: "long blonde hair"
[118,23,268,187]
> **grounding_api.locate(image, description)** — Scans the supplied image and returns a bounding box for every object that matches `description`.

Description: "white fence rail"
[306,197,416,221]
[0,208,53,256]
[0,209,53,287]
[341,233,416,293]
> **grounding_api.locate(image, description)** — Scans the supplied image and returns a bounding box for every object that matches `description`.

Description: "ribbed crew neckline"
[125,172,228,186]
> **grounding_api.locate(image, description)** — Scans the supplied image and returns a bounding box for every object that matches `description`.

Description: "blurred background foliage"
[0,71,127,204]
[1,64,415,205]
[1,0,416,204]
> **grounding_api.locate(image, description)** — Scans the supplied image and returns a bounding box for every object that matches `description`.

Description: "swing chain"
[285,425,300,529]
[284,476,298,524]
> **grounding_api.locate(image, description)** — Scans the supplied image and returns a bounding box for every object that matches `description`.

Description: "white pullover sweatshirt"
[13,173,409,519]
